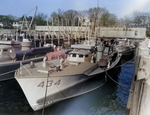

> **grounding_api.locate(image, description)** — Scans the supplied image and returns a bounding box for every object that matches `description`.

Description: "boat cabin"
[67,49,92,63]
[66,44,94,64]
[42,44,94,71]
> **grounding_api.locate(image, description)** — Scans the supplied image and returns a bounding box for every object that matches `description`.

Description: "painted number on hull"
[54,80,61,85]
[37,80,61,88]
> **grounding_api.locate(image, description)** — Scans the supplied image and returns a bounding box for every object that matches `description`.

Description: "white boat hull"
[15,54,121,111]
[14,46,122,111]
[16,74,105,111]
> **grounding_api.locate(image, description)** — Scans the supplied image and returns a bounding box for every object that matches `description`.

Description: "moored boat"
[0,45,54,81]
[15,44,122,111]
[114,38,136,64]
[114,38,135,55]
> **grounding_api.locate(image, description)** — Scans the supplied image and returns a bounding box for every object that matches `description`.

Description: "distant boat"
[0,45,54,81]
[113,38,135,64]
[0,40,21,51]
[114,38,135,55]
[15,44,122,111]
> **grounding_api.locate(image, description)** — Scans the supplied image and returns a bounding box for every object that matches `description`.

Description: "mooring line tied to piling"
[105,71,130,89]
[113,58,135,69]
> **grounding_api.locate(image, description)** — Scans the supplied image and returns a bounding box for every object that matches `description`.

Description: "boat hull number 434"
[37,80,61,88]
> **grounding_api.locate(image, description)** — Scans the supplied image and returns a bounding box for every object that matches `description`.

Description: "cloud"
[123,0,150,16]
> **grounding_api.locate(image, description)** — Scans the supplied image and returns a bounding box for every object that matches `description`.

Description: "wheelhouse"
[67,50,89,62]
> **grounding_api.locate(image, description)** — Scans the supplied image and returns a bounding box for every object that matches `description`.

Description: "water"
[0,61,134,115]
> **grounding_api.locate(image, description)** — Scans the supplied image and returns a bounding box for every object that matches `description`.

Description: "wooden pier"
[1,27,146,49]
[35,26,146,39]
[127,38,150,115]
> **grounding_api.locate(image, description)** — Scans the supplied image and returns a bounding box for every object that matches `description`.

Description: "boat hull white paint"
[15,54,122,111]
[16,73,105,111]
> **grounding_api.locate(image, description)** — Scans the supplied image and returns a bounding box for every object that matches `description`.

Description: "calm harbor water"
[0,61,134,115]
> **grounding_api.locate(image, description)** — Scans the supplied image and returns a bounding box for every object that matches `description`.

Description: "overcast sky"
[0,0,150,18]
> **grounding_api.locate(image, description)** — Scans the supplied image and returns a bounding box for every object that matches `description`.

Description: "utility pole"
[97,0,99,8]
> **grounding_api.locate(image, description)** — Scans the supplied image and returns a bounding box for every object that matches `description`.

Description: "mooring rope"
[113,57,135,69]
[105,71,130,88]
[48,75,67,99]
[42,72,67,115]
[42,73,49,115]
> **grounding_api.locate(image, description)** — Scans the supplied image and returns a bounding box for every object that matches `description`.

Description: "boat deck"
[16,61,97,78]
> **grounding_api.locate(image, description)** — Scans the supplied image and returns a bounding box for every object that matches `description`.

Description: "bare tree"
[100,12,109,26]
[120,15,132,27]
[63,10,78,26]
[64,10,78,20]
[33,12,48,26]
[75,10,87,26]
[87,7,107,19]
[99,12,117,27]
[131,11,145,25]
[51,9,64,20]
[50,9,65,26]
[87,7,108,29]
[78,10,87,20]
[108,14,117,27]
